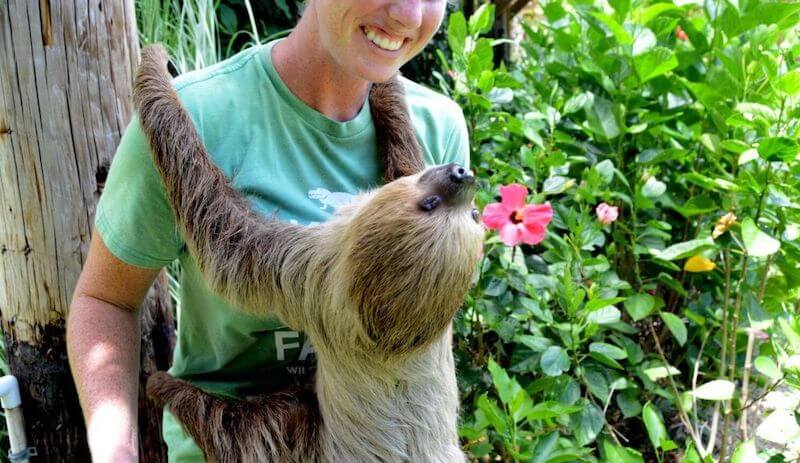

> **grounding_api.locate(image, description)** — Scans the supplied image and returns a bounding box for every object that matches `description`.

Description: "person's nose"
[387,0,423,32]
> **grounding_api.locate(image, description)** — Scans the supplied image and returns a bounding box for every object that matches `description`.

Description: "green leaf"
[624,294,655,321]
[634,47,678,83]
[641,176,666,198]
[601,439,645,463]
[447,12,467,56]
[757,137,798,162]
[590,12,633,44]
[632,27,656,56]
[609,0,631,20]
[731,439,764,463]
[532,432,559,463]
[571,402,605,446]
[527,401,583,420]
[468,3,495,35]
[590,342,628,360]
[736,102,778,122]
[590,352,624,370]
[585,297,627,312]
[586,306,622,325]
[616,390,643,418]
[754,356,782,381]
[642,402,668,450]
[643,364,681,381]
[516,335,553,354]
[659,313,687,346]
[652,237,716,261]
[756,409,800,445]
[586,97,622,140]
[742,217,780,257]
[673,194,717,217]
[218,4,238,32]
[487,358,521,405]
[584,367,611,400]
[635,3,680,25]
[594,159,616,184]
[693,380,735,400]
[477,394,507,433]
[540,346,570,376]
[563,91,594,114]
[542,175,572,195]
[777,69,800,95]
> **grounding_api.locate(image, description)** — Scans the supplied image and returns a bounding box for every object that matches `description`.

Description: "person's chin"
[354,61,403,83]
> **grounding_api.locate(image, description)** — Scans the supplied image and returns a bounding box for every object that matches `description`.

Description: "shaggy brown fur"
[136,44,483,462]
[147,372,321,462]
[368,78,425,182]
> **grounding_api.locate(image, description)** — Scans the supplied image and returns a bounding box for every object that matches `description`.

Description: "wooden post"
[0,1,174,461]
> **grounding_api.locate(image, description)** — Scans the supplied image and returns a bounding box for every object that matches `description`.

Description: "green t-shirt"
[96,39,469,461]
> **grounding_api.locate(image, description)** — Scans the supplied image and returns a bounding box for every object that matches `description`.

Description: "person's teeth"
[364,27,402,51]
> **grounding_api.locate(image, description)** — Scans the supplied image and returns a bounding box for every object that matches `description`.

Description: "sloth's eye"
[472,208,480,223]
[419,195,443,212]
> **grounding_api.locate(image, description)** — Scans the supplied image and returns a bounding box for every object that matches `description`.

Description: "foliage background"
[130,1,800,462]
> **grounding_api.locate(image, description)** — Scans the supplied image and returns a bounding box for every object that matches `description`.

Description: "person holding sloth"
[67,0,470,462]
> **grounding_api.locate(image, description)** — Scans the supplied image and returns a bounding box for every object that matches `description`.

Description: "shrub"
[441,2,800,462]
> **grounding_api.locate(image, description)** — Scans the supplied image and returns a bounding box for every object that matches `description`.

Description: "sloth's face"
[342,163,485,355]
[415,163,479,219]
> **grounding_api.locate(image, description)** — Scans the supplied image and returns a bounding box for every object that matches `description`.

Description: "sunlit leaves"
[634,47,678,83]
[692,380,735,400]
[742,217,781,257]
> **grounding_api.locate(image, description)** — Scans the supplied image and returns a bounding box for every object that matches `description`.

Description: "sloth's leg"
[147,372,321,463]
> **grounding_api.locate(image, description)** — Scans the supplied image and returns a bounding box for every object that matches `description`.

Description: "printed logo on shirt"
[275,330,316,377]
[308,188,356,211]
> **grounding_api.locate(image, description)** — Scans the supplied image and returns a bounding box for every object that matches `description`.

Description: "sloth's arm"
[132,45,311,324]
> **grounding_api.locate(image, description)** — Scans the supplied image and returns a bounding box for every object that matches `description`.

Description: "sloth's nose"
[448,164,474,185]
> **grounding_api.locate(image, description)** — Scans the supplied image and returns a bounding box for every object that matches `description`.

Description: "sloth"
[135,45,484,462]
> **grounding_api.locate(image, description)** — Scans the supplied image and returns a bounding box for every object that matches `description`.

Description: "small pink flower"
[596,202,619,225]
[482,184,553,246]
[676,26,688,41]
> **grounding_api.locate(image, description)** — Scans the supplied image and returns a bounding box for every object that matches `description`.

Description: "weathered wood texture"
[0,1,173,461]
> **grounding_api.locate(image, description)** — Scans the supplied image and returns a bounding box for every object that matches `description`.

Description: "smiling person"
[66,0,469,461]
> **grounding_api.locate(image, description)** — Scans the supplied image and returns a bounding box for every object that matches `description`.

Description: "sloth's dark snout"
[449,165,474,184]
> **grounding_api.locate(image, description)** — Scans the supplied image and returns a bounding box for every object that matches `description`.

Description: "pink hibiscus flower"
[596,202,619,225]
[482,184,553,246]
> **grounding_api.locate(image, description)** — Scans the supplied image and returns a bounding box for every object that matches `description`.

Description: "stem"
[691,333,711,437]
[647,322,706,458]
[719,255,749,462]
[739,254,773,438]
[705,248,732,455]
[739,330,756,440]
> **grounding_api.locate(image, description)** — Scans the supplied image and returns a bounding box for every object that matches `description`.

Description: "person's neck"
[271,15,371,122]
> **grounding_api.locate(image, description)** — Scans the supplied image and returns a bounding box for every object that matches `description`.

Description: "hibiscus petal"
[521,222,547,245]
[482,203,512,230]
[522,203,553,228]
[499,223,523,246]
[499,184,528,210]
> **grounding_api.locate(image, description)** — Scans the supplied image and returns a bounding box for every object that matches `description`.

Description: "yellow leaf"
[685,255,716,272]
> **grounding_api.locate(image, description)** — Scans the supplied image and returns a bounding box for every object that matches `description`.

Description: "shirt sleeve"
[440,103,471,169]
[94,115,185,268]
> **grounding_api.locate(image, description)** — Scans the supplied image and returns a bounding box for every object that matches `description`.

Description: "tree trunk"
[0,1,174,461]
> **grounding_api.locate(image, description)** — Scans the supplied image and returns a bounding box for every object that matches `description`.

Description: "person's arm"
[67,232,162,463]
